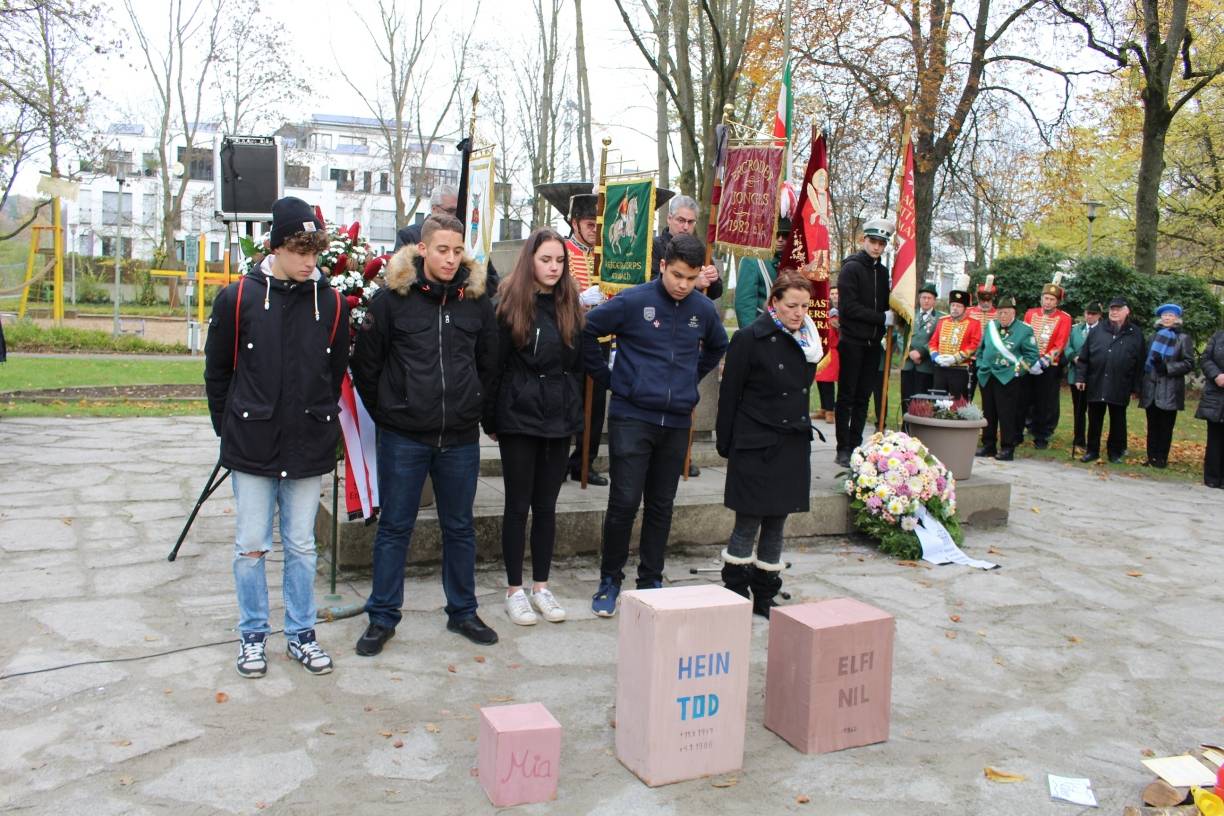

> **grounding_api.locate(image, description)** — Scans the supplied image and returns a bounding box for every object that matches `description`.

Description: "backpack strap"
[232,276,246,370]
[328,287,343,347]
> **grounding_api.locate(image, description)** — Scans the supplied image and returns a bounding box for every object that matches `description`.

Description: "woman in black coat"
[483,228,585,626]
[716,272,822,617]
[1196,329,1224,488]
[1139,303,1196,468]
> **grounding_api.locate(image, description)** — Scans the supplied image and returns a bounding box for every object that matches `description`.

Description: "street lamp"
[1083,199,1103,255]
[112,167,126,337]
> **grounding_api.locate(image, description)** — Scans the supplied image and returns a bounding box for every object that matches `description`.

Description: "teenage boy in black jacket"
[833,218,896,466]
[582,233,729,616]
[204,196,349,678]
[351,214,500,654]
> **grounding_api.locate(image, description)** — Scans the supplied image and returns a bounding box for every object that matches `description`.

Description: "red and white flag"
[891,135,918,326]
[337,372,378,521]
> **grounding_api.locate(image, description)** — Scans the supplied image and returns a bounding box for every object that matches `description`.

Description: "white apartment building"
[65,114,519,265]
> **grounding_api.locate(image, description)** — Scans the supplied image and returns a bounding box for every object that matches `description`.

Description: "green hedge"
[3,320,190,354]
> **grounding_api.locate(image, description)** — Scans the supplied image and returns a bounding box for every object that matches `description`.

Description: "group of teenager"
[204,190,1221,679]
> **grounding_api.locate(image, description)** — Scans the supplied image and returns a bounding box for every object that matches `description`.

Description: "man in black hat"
[927,278,982,400]
[1064,301,1102,451]
[1075,297,1145,463]
[900,281,943,415]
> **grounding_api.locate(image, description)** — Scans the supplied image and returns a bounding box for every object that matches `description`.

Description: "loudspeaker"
[214,135,282,221]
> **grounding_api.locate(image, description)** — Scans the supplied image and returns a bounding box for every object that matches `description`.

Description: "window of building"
[329,168,354,192]
[338,135,367,147]
[142,193,158,228]
[285,163,310,187]
[101,191,133,226]
[378,172,390,195]
[209,241,220,262]
[334,206,345,226]
[309,133,332,150]
[176,146,213,181]
[500,218,523,241]
[369,208,396,243]
[103,149,133,176]
[77,190,92,221]
[409,167,460,198]
[141,151,160,177]
[362,171,372,193]
[99,236,133,258]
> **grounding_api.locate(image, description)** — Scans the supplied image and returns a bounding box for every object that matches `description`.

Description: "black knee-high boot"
[721,563,751,599]
[749,563,783,618]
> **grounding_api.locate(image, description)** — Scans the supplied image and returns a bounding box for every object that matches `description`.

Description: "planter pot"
[902,414,988,481]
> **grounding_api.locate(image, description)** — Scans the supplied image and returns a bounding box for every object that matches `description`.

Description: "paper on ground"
[1141,755,1218,787]
[914,505,999,570]
[1048,775,1098,807]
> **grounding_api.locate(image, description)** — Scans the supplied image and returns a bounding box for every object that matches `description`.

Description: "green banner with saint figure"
[597,177,656,295]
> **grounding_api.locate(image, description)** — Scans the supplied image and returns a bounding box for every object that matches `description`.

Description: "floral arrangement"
[237,211,388,336]
[843,430,963,559]
[906,396,983,421]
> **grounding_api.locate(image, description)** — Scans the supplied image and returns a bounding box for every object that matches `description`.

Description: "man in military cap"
[966,274,999,401]
[1021,276,1072,448]
[928,276,982,400]
[833,217,895,466]
[901,281,943,415]
[976,295,1039,460]
[1064,301,1102,452]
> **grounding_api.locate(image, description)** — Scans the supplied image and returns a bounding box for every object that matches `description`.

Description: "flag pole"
[581,136,612,490]
[782,0,793,179]
[455,87,479,233]
[878,106,914,433]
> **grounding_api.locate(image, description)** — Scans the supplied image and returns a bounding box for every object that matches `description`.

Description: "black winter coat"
[1075,319,1146,405]
[1139,326,1195,411]
[716,315,817,516]
[351,245,498,447]
[203,266,349,479]
[1196,330,1224,423]
[651,228,724,301]
[835,250,890,344]
[483,293,584,438]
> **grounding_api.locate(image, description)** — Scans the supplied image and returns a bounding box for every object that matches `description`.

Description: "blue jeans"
[366,428,481,628]
[231,471,322,638]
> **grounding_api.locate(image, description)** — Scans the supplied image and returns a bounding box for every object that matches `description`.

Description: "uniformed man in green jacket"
[976,295,1039,460]
[901,282,944,415]
[734,217,792,329]
[1063,301,1101,451]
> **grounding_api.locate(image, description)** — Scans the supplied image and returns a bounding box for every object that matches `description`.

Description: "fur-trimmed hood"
[383,244,488,300]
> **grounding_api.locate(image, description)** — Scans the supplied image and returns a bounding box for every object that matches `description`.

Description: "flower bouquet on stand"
[843,430,962,559]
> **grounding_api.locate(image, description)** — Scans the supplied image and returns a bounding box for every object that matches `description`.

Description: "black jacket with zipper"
[836,249,890,344]
[351,245,498,447]
[203,263,350,479]
[482,292,584,439]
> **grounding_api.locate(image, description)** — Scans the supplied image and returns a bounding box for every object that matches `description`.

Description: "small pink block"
[764,598,895,754]
[477,702,561,807]
[615,585,753,786]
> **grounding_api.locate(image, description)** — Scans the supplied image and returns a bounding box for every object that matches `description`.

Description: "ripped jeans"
[231,471,321,638]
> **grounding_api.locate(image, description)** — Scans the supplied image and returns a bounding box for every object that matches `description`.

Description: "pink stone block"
[764,598,895,754]
[615,585,753,787]
[477,702,561,807]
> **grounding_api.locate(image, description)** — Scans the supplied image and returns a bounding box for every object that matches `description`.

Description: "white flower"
[843,479,854,495]
[886,497,907,516]
[900,515,917,531]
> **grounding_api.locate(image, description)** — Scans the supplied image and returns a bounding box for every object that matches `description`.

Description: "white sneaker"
[505,589,538,625]
[530,588,567,623]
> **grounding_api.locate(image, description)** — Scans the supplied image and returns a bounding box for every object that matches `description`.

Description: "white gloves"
[1028,361,1044,376]
[935,354,955,367]
[580,285,607,308]
[883,309,896,327]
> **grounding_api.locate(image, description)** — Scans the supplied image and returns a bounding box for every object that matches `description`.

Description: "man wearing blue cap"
[1140,302,1195,468]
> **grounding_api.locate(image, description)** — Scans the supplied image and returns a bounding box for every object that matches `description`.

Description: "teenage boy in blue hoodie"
[582,233,729,616]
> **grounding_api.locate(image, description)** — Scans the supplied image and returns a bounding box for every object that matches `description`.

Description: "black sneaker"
[1108,453,1124,464]
[1080,452,1099,463]
[571,469,609,486]
[994,448,1015,461]
[975,446,997,458]
[834,450,851,468]
[1033,439,1049,450]
[688,463,700,478]
[447,614,499,645]
[287,630,333,675]
[236,632,267,678]
[356,622,395,656]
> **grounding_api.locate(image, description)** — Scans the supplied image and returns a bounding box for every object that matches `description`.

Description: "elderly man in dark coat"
[1075,296,1146,464]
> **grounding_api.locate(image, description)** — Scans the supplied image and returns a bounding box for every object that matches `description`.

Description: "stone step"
[315,448,1010,569]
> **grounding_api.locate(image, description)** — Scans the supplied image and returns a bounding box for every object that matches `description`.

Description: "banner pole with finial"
[580,136,613,489]
[880,105,915,432]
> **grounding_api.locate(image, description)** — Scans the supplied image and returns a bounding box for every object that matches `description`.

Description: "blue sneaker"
[591,577,620,617]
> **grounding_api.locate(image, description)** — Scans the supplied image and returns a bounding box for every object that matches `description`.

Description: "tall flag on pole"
[891,132,918,326]
[773,59,793,179]
[779,129,834,376]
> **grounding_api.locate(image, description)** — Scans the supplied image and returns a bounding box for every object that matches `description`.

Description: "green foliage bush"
[3,320,190,354]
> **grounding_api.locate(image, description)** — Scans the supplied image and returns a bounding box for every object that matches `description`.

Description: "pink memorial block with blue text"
[764,598,895,754]
[477,702,561,807]
[615,585,753,787]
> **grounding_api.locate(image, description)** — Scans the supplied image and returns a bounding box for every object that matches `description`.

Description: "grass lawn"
[3,321,191,354]
[1,298,200,319]
[0,400,208,418]
[0,356,204,393]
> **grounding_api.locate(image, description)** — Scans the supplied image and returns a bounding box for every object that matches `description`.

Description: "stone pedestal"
[477,702,561,807]
[614,585,752,786]
[764,598,895,754]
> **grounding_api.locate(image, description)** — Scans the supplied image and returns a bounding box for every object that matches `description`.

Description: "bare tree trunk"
[654,0,671,189]
[1135,100,1171,278]
[573,0,595,181]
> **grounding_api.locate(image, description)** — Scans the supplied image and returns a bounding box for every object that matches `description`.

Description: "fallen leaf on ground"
[977,630,987,637]
[711,776,738,788]
[446,665,456,673]
[425,723,440,734]
[112,739,132,747]
[1140,748,1155,757]
[363,705,374,712]
[393,739,404,748]
[1030,506,1040,513]
[987,546,1002,555]
[949,614,961,623]
[896,560,930,569]
[1126,570,1143,578]
[796,794,811,804]
[508,663,522,670]
[390,675,402,682]
[1067,635,1082,644]
[379,730,393,738]
[163,688,172,695]
[984,766,1026,783]
[62,518,72,525]
[490,695,513,703]
[945,631,957,639]
[993,657,1005,666]
[118,776,134,786]
[214,691,229,704]
[474,655,486,663]
[320,729,335,736]
[255,803,268,810]
[143,635,158,642]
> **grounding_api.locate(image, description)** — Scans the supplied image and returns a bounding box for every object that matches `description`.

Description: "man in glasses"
[394,185,459,249]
